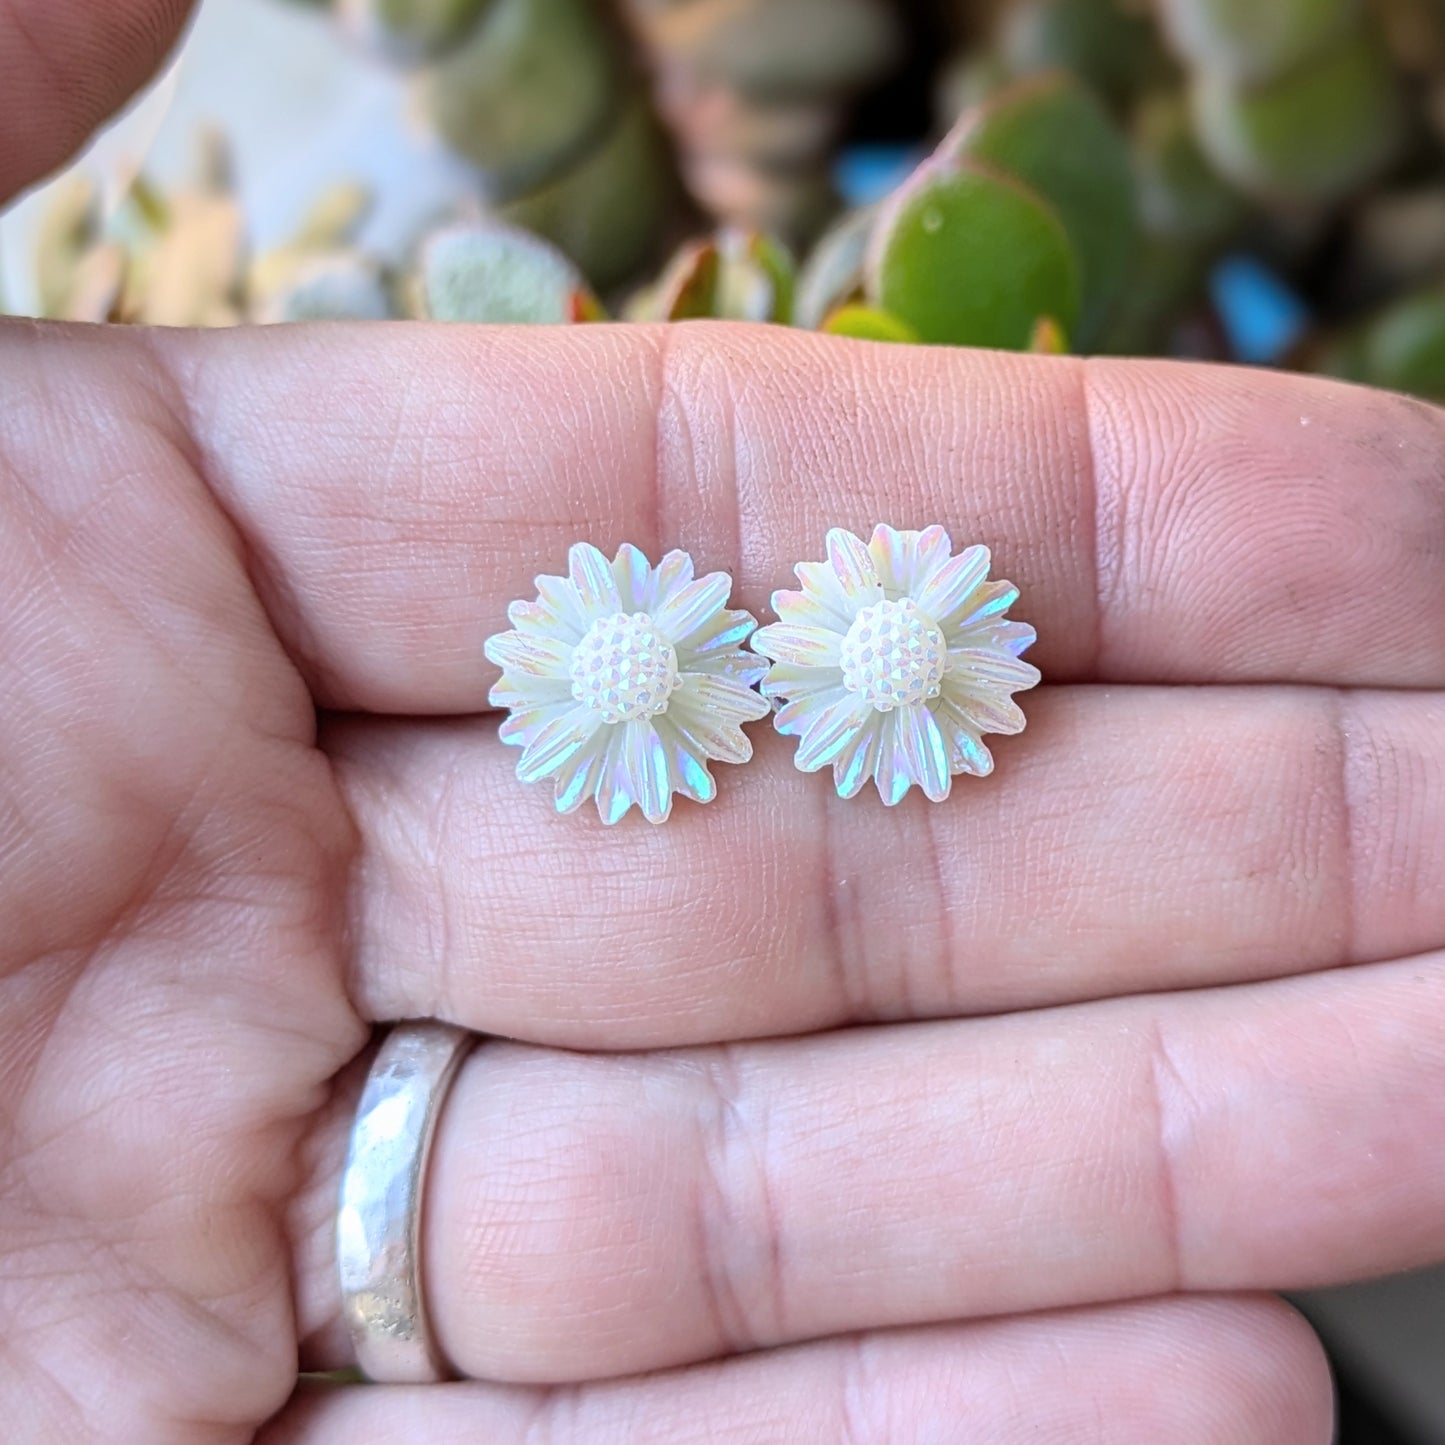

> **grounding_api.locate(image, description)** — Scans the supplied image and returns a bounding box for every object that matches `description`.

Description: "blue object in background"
[835,144,924,208]
[1210,253,1311,365]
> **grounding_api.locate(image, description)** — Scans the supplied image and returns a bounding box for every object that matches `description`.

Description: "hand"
[5,5,1445,1442]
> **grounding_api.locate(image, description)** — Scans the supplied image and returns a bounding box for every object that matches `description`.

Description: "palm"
[0,338,361,1436]
[5,319,1445,1445]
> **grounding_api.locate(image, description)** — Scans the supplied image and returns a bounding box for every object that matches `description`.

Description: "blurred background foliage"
[26,0,1445,401]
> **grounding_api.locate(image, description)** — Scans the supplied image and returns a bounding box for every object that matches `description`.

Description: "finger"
[263,1299,1330,1445]
[291,953,1445,1382]
[0,0,193,203]
[144,320,1445,711]
[327,686,1445,1046]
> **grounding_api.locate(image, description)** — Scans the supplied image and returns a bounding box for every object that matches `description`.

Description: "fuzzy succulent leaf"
[866,159,1081,350]
[414,223,601,322]
[1190,30,1404,204]
[944,73,1138,348]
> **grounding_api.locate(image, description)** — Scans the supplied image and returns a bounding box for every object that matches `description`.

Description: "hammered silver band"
[337,1020,475,1383]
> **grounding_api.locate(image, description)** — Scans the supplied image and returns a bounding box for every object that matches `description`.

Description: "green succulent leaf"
[795,206,875,329]
[1190,32,1404,204]
[500,97,672,290]
[1343,289,1445,400]
[414,223,602,322]
[821,304,919,342]
[1133,91,1245,245]
[341,0,494,64]
[1156,0,1361,85]
[867,159,1081,350]
[1000,0,1166,106]
[943,73,1136,346]
[419,0,619,201]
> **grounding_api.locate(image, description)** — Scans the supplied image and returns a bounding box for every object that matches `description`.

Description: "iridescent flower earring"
[486,543,770,824]
[752,525,1040,804]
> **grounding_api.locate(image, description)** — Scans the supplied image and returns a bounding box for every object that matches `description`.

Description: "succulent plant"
[321,0,676,288]
[619,0,903,242]
[25,0,1445,407]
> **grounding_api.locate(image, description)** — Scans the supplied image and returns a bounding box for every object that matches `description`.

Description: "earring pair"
[484,524,1040,825]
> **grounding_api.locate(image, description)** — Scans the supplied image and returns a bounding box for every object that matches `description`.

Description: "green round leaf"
[419,0,619,201]
[867,161,1081,350]
[1157,0,1361,84]
[342,0,494,64]
[821,304,919,342]
[946,73,1137,347]
[500,98,673,290]
[1190,33,1404,204]
[1362,291,1445,400]
[1001,0,1165,106]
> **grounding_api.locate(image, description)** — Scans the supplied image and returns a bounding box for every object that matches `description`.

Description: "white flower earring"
[752,525,1041,804]
[485,543,770,824]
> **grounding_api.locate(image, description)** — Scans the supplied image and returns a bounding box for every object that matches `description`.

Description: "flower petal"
[553,729,612,814]
[913,544,991,629]
[826,527,884,606]
[942,688,1028,736]
[957,618,1037,658]
[760,661,846,702]
[533,574,590,641]
[833,711,885,799]
[667,685,758,765]
[655,570,734,646]
[794,694,872,772]
[949,580,1021,635]
[612,543,655,612]
[569,542,623,615]
[935,697,996,776]
[895,702,952,803]
[775,685,853,736]
[656,717,717,804]
[484,630,574,679]
[517,707,604,784]
[678,607,758,661]
[489,673,573,712]
[946,649,1043,694]
[498,696,579,746]
[868,523,953,598]
[624,717,672,823]
[595,727,636,825]
[872,711,914,805]
[752,622,843,669]
[652,549,696,606]
[685,648,769,690]
[674,674,771,726]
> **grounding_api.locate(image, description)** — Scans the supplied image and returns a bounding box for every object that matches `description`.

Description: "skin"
[2,3,1443,1440]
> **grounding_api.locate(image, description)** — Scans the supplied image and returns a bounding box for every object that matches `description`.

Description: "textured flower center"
[569,611,681,725]
[840,598,947,712]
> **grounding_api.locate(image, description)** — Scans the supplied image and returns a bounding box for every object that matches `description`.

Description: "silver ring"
[336,1020,475,1383]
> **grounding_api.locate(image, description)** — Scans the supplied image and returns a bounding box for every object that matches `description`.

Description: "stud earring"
[752,524,1040,804]
[485,543,770,824]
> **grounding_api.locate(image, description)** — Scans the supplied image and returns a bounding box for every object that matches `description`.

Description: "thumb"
[0,0,195,205]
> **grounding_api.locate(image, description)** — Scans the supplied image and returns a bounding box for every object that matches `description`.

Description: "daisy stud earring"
[485,543,770,824]
[752,525,1041,804]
